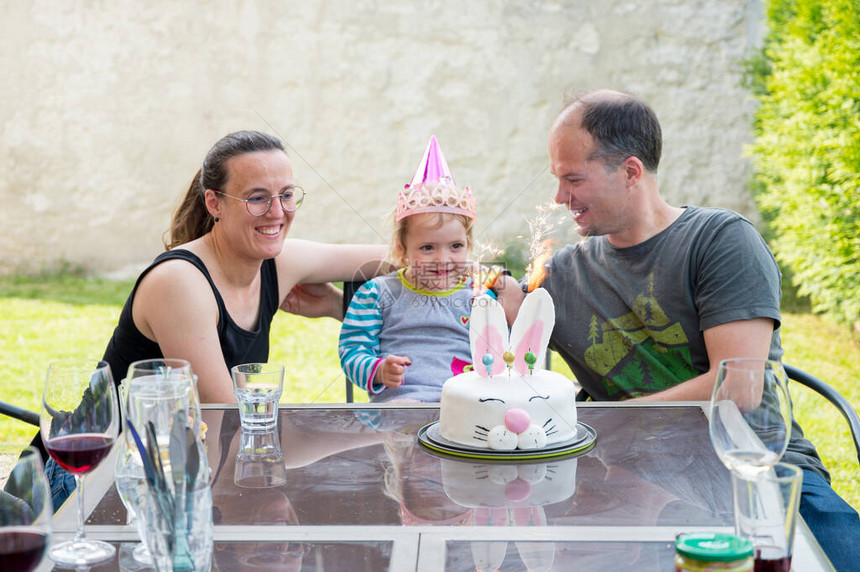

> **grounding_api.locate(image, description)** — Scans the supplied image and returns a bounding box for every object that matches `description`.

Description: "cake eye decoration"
[481,353,494,377]
[524,351,537,375]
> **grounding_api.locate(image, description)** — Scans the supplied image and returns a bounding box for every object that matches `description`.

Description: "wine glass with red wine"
[0,447,53,572]
[40,358,119,566]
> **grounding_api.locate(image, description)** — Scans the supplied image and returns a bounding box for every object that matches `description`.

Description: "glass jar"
[675,532,754,572]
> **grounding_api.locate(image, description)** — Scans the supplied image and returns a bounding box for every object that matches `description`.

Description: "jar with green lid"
[675,532,754,572]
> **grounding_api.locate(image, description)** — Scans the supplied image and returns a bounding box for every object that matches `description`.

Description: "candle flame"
[527,239,554,292]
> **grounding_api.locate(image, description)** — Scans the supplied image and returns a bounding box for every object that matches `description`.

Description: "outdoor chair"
[341,280,366,403]
[0,400,39,427]
[783,364,860,465]
[565,360,860,465]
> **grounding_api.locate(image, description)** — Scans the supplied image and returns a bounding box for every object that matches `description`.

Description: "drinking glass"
[114,437,153,567]
[40,358,119,566]
[116,358,200,567]
[0,447,53,572]
[122,368,213,572]
[231,363,284,432]
[709,358,792,477]
[127,358,202,437]
[732,462,802,572]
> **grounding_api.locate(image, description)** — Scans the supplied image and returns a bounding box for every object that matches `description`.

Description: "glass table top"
[90,405,732,529]
[44,540,393,572]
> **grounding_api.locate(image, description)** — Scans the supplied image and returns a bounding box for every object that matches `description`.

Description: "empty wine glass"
[709,358,792,477]
[0,447,53,572]
[40,358,119,566]
[115,384,153,567]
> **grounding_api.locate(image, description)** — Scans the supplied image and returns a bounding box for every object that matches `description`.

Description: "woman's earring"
[214,217,220,222]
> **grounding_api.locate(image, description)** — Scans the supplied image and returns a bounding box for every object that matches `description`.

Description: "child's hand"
[376,355,412,388]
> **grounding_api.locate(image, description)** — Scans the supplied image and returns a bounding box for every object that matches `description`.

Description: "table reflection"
[445,540,676,572]
[233,430,287,489]
[433,455,578,570]
[91,405,732,532]
[46,541,394,572]
[553,406,731,526]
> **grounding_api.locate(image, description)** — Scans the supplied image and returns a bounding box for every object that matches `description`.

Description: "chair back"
[341,280,368,404]
[0,401,39,427]
[784,363,860,465]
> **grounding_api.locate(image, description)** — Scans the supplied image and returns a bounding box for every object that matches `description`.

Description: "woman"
[102,130,387,402]
[43,130,384,509]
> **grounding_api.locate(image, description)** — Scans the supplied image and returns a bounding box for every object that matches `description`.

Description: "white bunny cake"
[438,289,578,450]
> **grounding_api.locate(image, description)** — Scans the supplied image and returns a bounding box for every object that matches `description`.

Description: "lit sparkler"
[524,204,565,292]
[470,240,505,297]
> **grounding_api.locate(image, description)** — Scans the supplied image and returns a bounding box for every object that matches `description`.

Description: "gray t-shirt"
[541,206,828,480]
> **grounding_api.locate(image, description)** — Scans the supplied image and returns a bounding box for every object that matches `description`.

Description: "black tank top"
[101,250,280,385]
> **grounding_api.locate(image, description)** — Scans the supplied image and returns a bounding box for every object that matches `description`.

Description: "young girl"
[338,136,516,402]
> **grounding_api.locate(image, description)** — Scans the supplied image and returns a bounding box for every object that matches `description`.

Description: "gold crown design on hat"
[395,136,477,222]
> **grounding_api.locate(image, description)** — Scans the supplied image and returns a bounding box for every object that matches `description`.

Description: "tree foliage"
[748,0,860,331]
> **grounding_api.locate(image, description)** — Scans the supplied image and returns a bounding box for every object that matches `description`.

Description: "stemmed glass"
[709,358,795,570]
[709,358,792,476]
[40,358,119,566]
[114,358,199,566]
[0,447,53,572]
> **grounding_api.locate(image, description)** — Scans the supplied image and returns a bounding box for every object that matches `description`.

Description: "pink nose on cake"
[504,408,531,434]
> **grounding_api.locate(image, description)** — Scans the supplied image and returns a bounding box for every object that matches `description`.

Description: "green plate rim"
[417,421,596,461]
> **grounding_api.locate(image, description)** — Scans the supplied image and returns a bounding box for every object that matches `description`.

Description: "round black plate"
[418,421,596,460]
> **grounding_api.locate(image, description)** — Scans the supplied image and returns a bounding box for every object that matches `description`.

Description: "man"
[539,89,858,569]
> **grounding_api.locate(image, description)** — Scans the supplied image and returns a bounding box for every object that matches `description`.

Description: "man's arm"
[280,283,344,320]
[493,274,524,325]
[632,317,775,402]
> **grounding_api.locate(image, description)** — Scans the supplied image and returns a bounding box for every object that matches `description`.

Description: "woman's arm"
[274,240,389,301]
[132,260,237,403]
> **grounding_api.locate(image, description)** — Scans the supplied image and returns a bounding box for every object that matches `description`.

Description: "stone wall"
[0,0,764,277]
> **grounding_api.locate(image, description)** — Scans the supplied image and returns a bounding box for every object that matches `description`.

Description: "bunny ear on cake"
[470,294,508,377]
[509,288,555,375]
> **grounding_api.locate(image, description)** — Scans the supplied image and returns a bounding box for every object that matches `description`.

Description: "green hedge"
[748,0,860,332]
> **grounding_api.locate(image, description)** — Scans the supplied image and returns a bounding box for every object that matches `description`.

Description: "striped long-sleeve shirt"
[338,270,475,402]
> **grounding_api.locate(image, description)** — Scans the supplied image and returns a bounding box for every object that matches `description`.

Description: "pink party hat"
[410,135,452,187]
[396,136,477,222]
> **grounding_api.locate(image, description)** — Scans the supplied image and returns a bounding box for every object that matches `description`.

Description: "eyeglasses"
[213,186,305,216]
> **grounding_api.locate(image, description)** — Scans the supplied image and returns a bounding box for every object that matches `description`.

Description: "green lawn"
[1,275,857,512]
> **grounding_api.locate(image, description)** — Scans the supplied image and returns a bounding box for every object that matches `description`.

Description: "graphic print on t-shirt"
[584,274,698,397]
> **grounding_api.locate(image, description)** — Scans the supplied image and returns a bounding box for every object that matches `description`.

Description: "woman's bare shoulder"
[135,253,217,314]
[131,253,218,340]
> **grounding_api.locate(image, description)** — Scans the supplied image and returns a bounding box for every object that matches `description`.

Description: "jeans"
[800,468,860,572]
[45,457,77,512]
